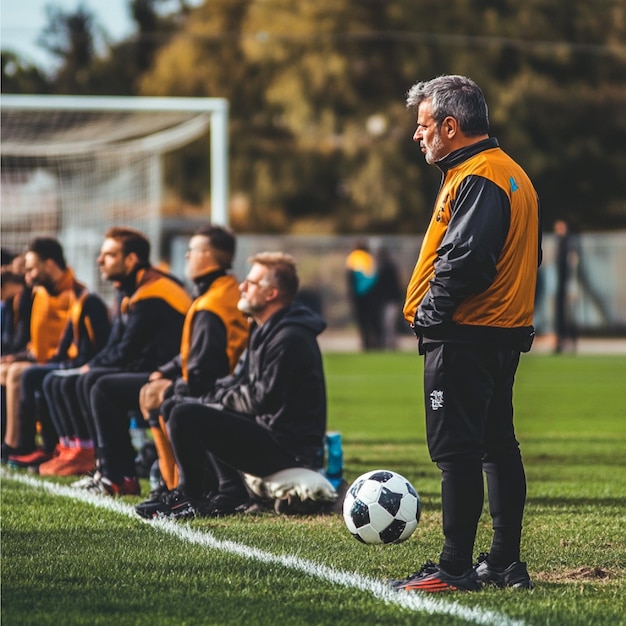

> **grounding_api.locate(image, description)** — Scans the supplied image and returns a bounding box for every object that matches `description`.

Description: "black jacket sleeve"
[53,294,111,369]
[90,298,173,368]
[180,310,228,397]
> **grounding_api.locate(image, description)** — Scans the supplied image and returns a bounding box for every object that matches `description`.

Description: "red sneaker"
[8,448,54,469]
[40,447,96,477]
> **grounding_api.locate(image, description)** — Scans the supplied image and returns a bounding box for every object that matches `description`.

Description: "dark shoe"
[137,488,196,519]
[2,444,28,465]
[391,560,481,592]
[189,493,252,519]
[474,553,534,589]
[135,484,180,519]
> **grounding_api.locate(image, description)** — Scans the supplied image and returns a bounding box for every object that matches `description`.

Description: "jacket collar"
[436,137,499,173]
[193,268,226,298]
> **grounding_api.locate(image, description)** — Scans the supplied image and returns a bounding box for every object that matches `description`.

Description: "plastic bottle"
[129,414,147,455]
[149,459,162,491]
[325,431,343,489]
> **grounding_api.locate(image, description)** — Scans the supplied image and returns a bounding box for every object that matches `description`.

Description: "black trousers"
[422,341,527,571]
[18,363,58,453]
[87,371,150,483]
[168,401,300,499]
[43,370,89,441]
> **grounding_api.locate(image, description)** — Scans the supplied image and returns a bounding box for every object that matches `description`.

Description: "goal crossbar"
[1,95,229,225]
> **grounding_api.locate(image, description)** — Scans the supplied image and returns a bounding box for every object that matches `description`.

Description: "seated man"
[61,227,192,495]
[138,225,249,491]
[136,252,329,519]
[9,279,111,472]
[1,263,31,444]
[1,266,28,355]
[1,238,84,463]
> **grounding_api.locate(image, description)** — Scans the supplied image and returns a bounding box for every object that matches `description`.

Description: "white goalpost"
[1,95,228,294]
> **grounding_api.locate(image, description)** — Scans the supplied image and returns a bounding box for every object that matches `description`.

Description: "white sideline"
[3,471,526,626]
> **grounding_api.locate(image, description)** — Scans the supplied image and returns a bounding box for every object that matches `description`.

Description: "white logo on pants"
[430,390,444,410]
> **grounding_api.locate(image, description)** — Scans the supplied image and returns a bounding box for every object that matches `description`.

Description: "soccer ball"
[342,470,421,545]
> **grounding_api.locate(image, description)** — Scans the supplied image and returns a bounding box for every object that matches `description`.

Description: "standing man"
[136,252,327,519]
[136,225,249,494]
[69,227,191,495]
[392,75,540,592]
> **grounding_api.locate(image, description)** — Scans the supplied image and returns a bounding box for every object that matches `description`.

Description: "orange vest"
[404,146,539,329]
[29,269,85,363]
[179,274,249,380]
[65,290,93,360]
[122,267,192,317]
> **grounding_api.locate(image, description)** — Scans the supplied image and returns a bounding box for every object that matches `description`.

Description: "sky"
[0,0,202,72]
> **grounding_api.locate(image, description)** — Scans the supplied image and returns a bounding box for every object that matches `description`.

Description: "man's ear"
[441,116,458,139]
[124,251,139,272]
[264,285,281,305]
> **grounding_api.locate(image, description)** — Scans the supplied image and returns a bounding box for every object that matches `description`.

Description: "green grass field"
[2,352,625,625]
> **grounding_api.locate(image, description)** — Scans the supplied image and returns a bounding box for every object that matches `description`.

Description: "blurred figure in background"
[375,247,403,350]
[553,220,579,354]
[346,240,380,350]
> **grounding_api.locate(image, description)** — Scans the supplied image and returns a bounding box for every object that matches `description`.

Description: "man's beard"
[37,276,56,294]
[237,296,254,315]
[424,132,448,165]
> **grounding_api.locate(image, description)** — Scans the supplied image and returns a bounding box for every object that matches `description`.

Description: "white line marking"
[2,471,526,626]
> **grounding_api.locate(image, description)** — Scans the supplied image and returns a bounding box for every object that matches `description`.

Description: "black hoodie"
[211,303,327,466]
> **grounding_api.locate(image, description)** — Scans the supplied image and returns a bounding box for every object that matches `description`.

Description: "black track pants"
[422,341,527,570]
[168,402,300,499]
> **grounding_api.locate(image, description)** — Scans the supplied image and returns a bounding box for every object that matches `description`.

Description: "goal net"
[1,95,228,295]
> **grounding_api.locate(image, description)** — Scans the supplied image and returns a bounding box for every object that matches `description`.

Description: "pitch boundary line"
[3,471,526,626]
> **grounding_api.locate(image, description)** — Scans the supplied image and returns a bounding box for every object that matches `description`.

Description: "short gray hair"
[248,252,299,301]
[406,74,489,137]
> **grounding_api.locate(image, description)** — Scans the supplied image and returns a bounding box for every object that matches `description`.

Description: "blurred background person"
[375,247,403,350]
[553,220,579,354]
[345,240,380,351]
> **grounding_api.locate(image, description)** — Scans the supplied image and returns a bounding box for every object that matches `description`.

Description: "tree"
[1,52,50,94]
[8,0,626,232]
[37,4,97,93]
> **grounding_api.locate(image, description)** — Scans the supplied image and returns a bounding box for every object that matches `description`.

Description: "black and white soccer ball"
[343,470,421,545]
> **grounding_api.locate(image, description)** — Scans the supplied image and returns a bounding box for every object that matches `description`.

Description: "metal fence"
[167,231,626,337]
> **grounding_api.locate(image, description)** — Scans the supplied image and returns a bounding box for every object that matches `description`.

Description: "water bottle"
[325,431,343,489]
[129,414,147,455]
[149,459,162,491]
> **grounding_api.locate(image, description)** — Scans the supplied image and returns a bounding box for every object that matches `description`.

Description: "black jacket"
[210,303,327,466]
[49,292,111,369]
[89,264,190,372]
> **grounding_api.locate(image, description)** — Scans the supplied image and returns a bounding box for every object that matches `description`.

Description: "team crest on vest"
[509,176,519,192]
[430,389,444,411]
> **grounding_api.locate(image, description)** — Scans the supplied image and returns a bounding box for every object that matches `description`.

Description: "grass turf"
[2,352,625,625]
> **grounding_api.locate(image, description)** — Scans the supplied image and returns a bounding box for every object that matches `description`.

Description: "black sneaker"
[134,483,171,519]
[474,553,534,589]
[188,493,252,519]
[136,488,195,519]
[390,560,481,592]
